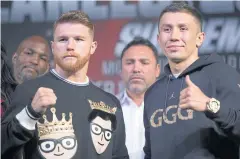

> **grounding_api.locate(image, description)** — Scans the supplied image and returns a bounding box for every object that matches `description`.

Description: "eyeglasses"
[90,123,113,141]
[38,136,77,153]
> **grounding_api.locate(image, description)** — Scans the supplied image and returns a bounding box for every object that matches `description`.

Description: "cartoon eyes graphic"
[40,141,55,152]
[91,123,112,141]
[38,136,76,153]
[61,138,75,149]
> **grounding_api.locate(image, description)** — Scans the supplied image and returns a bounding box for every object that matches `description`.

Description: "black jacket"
[144,54,240,159]
[2,70,129,159]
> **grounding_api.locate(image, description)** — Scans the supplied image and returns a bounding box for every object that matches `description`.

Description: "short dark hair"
[88,109,117,131]
[53,10,94,36]
[120,37,159,64]
[158,2,203,32]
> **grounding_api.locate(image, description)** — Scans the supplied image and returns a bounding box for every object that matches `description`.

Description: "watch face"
[209,99,220,113]
[211,101,218,109]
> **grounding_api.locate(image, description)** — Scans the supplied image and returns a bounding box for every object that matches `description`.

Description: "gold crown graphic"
[37,107,74,137]
[88,99,117,115]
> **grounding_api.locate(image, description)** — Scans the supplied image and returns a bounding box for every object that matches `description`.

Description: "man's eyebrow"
[56,35,68,39]
[57,35,86,39]
[125,58,150,61]
[28,48,48,57]
[161,24,172,27]
[125,58,135,61]
[161,23,189,27]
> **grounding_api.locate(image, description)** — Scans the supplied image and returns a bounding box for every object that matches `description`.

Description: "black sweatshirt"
[144,54,240,159]
[1,69,129,159]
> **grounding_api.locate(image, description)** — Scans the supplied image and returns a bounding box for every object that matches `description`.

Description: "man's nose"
[67,38,76,51]
[170,28,181,41]
[132,62,141,73]
[30,54,40,65]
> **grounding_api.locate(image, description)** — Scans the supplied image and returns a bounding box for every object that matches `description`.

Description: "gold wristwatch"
[206,98,220,113]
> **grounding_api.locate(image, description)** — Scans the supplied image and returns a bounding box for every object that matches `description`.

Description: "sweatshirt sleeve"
[205,63,240,143]
[143,92,151,159]
[1,83,39,157]
[112,97,129,159]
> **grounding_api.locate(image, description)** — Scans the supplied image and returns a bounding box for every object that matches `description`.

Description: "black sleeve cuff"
[26,105,43,119]
[205,105,230,128]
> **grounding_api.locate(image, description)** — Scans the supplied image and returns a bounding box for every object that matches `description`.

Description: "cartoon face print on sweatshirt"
[88,99,117,154]
[90,116,113,154]
[37,107,78,159]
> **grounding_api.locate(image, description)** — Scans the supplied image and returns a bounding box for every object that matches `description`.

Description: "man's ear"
[196,32,205,48]
[90,41,98,55]
[156,64,161,78]
[51,41,55,55]
[12,53,18,64]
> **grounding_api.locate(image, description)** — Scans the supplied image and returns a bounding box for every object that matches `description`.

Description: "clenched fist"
[31,87,57,114]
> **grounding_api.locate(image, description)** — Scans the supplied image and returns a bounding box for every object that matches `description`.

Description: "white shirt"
[117,91,145,159]
[173,73,181,78]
